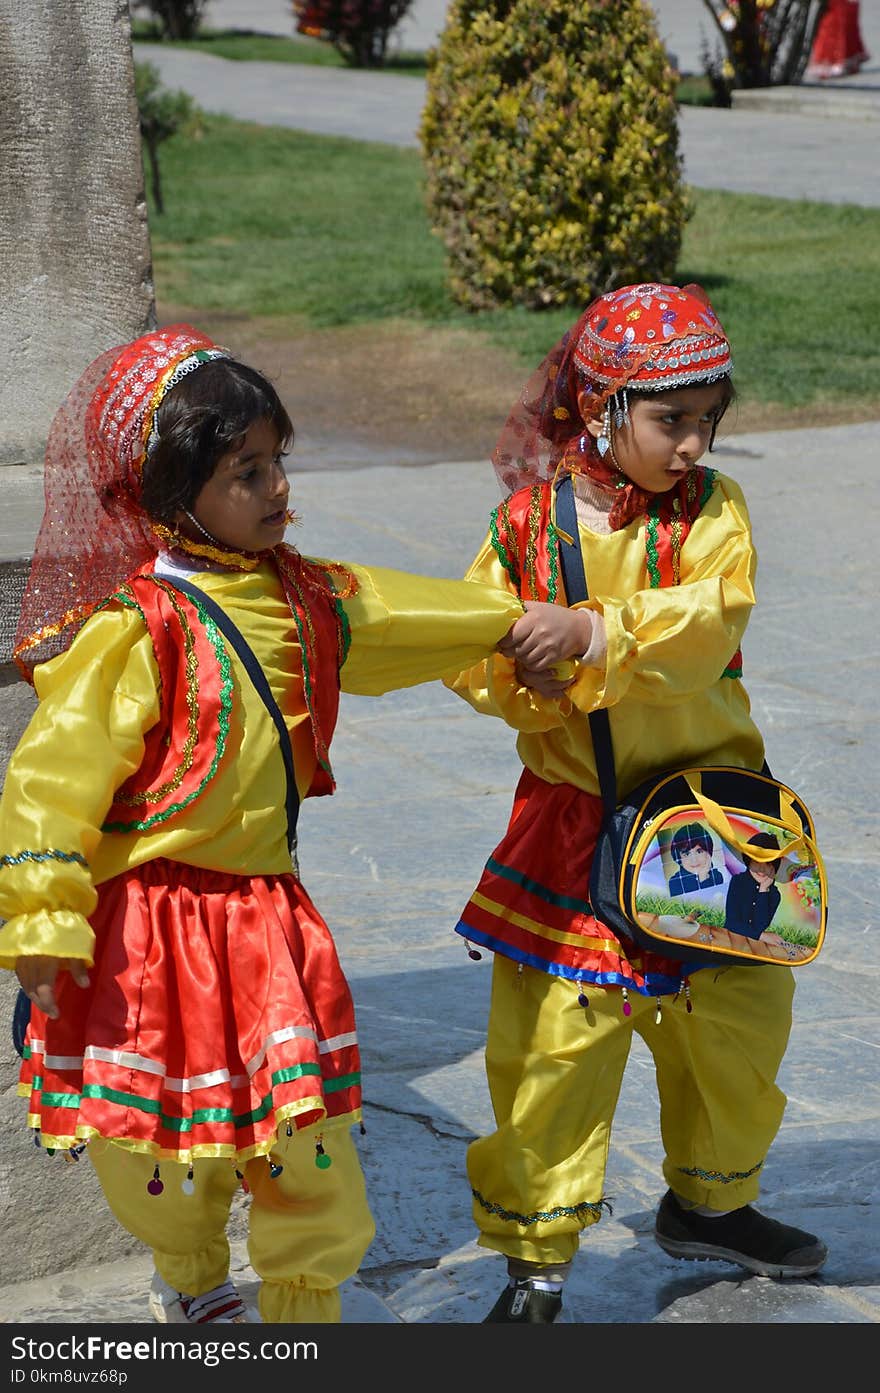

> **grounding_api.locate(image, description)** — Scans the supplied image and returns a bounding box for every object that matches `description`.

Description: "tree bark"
[0,0,155,469]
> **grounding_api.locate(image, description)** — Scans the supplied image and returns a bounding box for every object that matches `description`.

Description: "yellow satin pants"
[89,1118,375,1323]
[469,956,795,1267]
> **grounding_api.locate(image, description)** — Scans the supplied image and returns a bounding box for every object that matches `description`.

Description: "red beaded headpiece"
[491,282,733,530]
[14,325,228,681]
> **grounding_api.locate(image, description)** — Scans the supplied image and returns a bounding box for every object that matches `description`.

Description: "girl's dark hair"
[140,358,294,524]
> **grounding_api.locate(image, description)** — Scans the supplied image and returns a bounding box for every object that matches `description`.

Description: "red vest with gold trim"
[101,556,348,834]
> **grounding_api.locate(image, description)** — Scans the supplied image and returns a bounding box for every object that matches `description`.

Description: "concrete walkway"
[1,421,878,1333]
[0,0,878,1347]
[205,0,880,84]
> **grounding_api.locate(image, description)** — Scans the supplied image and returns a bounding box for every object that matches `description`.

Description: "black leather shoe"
[654,1189,827,1278]
[483,1279,562,1323]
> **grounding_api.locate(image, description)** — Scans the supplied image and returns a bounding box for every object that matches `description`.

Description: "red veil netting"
[14,326,225,682]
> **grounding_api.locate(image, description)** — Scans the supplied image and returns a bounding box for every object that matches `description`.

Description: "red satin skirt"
[455,767,690,996]
[18,859,361,1163]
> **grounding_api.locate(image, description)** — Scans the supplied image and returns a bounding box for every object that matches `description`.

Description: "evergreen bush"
[419,0,689,311]
[135,61,201,214]
[292,1,414,67]
[131,1,210,40]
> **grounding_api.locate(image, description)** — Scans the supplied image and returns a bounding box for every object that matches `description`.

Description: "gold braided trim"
[151,522,268,572]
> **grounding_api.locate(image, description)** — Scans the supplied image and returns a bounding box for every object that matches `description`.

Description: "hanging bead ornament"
[655,997,663,1026]
[182,508,223,547]
[577,986,590,1008]
[147,1164,164,1196]
[315,1136,332,1170]
[182,1165,195,1196]
[685,979,693,1014]
[596,404,612,458]
[621,985,632,1017]
[235,1167,250,1194]
[464,939,482,961]
[269,1158,284,1179]
[286,1120,293,1138]
[360,1122,366,1136]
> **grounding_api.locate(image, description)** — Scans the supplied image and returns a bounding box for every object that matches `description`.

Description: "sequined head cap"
[14,324,230,681]
[573,282,733,403]
[489,281,734,529]
[85,324,230,499]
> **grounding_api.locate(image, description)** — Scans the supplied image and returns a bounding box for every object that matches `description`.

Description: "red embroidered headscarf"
[492,282,733,530]
[14,325,231,681]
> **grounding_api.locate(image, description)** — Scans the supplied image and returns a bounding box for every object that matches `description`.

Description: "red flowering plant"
[701,0,829,91]
[292,0,414,67]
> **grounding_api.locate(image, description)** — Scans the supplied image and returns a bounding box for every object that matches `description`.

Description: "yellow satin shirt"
[0,558,523,969]
[446,471,765,796]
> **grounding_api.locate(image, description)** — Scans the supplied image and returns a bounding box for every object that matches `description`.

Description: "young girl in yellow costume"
[0,324,525,1325]
[445,283,828,1322]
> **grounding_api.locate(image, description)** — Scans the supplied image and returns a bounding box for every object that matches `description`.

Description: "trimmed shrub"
[419,0,689,311]
[292,1,414,67]
[135,60,202,214]
[131,1,210,41]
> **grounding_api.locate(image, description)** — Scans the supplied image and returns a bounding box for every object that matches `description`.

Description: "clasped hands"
[497,600,595,698]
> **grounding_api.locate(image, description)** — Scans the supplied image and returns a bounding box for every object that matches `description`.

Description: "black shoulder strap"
[553,474,618,817]
[165,576,300,853]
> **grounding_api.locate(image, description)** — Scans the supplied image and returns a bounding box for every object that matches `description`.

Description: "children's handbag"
[554,474,828,968]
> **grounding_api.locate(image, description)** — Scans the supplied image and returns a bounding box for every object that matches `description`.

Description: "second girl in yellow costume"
[445,283,828,1322]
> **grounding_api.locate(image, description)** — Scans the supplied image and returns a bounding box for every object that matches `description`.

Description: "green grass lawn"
[145,113,880,414]
[131,22,429,74]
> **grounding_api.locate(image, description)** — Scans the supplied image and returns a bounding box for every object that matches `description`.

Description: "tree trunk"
[0,0,155,469]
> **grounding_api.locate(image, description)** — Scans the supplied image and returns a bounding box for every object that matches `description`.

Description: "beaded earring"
[596,405,612,458]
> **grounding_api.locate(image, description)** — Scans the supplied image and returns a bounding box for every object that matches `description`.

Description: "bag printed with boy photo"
[589,765,827,967]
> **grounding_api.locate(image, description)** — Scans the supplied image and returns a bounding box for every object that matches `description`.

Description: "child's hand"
[16,955,90,1020]
[498,601,593,671]
[514,659,575,699]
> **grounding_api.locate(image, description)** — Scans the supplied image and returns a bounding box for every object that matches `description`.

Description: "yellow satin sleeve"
[444,472,765,798]
[0,606,161,967]
[327,560,525,695]
[0,559,525,968]
[443,540,570,734]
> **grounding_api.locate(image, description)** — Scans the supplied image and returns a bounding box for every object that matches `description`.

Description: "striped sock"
[179,1281,246,1323]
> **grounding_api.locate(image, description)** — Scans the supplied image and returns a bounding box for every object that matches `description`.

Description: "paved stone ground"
[1,423,878,1338]
[0,1,878,1358]
[205,0,880,81]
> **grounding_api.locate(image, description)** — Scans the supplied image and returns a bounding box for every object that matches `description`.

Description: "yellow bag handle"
[686,772,808,863]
